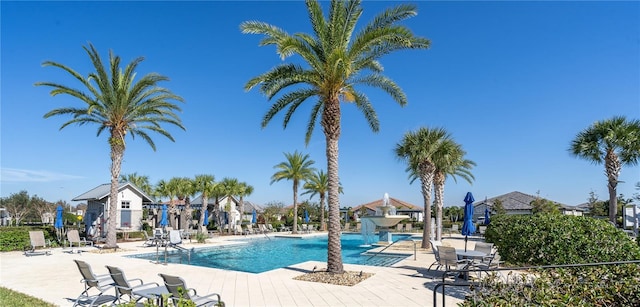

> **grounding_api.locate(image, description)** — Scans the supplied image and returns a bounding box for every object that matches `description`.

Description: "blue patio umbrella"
[54,205,64,241]
[54,205,64,229]
[484,207,490,225]
[251,209,257,224]
[203,209,209,226]
[461,192,476,251]
[160,204,168,227]
[304,209,310,223]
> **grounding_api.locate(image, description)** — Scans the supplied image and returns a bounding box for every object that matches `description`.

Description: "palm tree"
[570,116,640,223]
[119,173,153,196]
[37,44,184,248]
[219,177,242,233]
[174,177,195,231]
[242,0,429,273]
[432,141,475,241]
[271,151,316,235]
[237,182,254,221]
[194,174,216,233]
[302,170,344,231]
[302,170,329,231]
[395,127,450,248]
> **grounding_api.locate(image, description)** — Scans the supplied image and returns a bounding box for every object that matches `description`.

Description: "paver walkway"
[0,232,481,306]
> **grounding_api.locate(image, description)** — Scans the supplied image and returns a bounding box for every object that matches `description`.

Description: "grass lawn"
[0,286,56,307]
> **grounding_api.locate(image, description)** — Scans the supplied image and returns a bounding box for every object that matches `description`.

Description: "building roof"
[72,182,155,202]
[353,197,422,212]
[474,191,582,212]
[191,194,238,206]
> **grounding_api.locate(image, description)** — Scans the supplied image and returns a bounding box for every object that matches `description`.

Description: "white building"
[73,182,154,237]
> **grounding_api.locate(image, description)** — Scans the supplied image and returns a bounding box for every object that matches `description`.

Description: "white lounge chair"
[72,260,116,306]
[24,231,52,256]
[159,273,224,307]
[66,229,93,253]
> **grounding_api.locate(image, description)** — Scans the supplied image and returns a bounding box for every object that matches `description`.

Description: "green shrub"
[462,214,640,306]
[0,226,60,252]
[0,286,56,306]
[485,214,640,265]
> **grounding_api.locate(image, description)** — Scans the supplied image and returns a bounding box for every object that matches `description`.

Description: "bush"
[0,226,59,252]
[485,214,640,265]
[461,214,640,306]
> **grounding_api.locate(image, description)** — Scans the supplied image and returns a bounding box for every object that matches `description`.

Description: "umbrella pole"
[464,236,468,252]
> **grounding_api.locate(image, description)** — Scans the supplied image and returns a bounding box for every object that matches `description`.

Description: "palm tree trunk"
[320,193,326,231]
[106,136,125,248]
[606,151,621,223]
[293,181,299,234]
[198,195,207,234]
[419,169,434,249]
[326,135,343,273]
[434,173,445,241]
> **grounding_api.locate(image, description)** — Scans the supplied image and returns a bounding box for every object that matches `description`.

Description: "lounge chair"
[471,251,503,279]
[404,223,413,233]
[427,240,443,271]
[437,246,472,280]
[396,223,404,232]
[66,229,93,253]
[141,231,157,247]
[72,260,116,307]
[106,265,160,305]
[24,230,52,256]
[267,224,275,232]
[158,273,225,307]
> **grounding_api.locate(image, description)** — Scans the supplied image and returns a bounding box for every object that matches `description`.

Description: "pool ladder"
[365,236,420,262]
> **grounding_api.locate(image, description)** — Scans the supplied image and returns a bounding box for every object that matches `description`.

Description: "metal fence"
[432,260,640,307]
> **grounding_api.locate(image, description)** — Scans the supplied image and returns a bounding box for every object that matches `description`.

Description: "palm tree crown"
[243,0,429,273]
[37,43,184,248]
[570,116,640,223]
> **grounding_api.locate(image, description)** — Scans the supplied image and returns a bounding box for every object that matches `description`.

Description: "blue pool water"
[127,233,412,273]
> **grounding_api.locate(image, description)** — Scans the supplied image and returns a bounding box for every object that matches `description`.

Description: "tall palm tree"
[38,43,184,248]
[395,127,450,248]
[302,170,329,231]
[194,174,216,233]
[432,142,475,241]
[271,151,316,235]
[120,172,153,197]
[219,177,242,233]
[174,177,195,230]
[242,0,429,273]
[302,170,344,231]
[237,182,254,221]
[570,116,640,223]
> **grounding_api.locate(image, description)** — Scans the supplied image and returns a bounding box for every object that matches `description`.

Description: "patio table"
[133,285,170,307]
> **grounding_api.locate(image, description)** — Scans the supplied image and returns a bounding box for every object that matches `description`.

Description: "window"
[121,201,130,209]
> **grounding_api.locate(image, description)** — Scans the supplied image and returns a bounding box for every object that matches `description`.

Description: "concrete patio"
[0,232,480,306]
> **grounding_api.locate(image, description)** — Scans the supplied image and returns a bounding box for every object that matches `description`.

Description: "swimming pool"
[127,233,413,273]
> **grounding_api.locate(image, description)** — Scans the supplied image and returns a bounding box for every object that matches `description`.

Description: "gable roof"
[353,197,422,212]
[191,194,238,205]
[474,191,574,211]
[72,182,155,202]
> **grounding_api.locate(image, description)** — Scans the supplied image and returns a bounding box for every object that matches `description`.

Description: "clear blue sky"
[1,1,639,208]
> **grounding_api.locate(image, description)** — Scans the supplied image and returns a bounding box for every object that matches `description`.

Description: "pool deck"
[0,232,480,306]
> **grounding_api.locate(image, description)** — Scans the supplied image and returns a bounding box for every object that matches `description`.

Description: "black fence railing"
[432,260,640,307]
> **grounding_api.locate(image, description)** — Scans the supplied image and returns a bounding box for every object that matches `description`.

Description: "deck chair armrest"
[130,282,160,291]
[126,278,145,286]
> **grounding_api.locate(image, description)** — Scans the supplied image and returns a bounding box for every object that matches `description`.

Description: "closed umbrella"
[484,207,490,225]
[252,209,257,224]
[461,192,476,251]
[160,204,168,227]
[203,209,209,226]
[304,209,310,223]
[55,205,64,242]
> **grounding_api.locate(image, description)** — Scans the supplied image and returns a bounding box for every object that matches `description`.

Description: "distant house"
[473,191,584,221]
[73,182,154,236]
[191,194,242,227]
[353,197,423,222]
